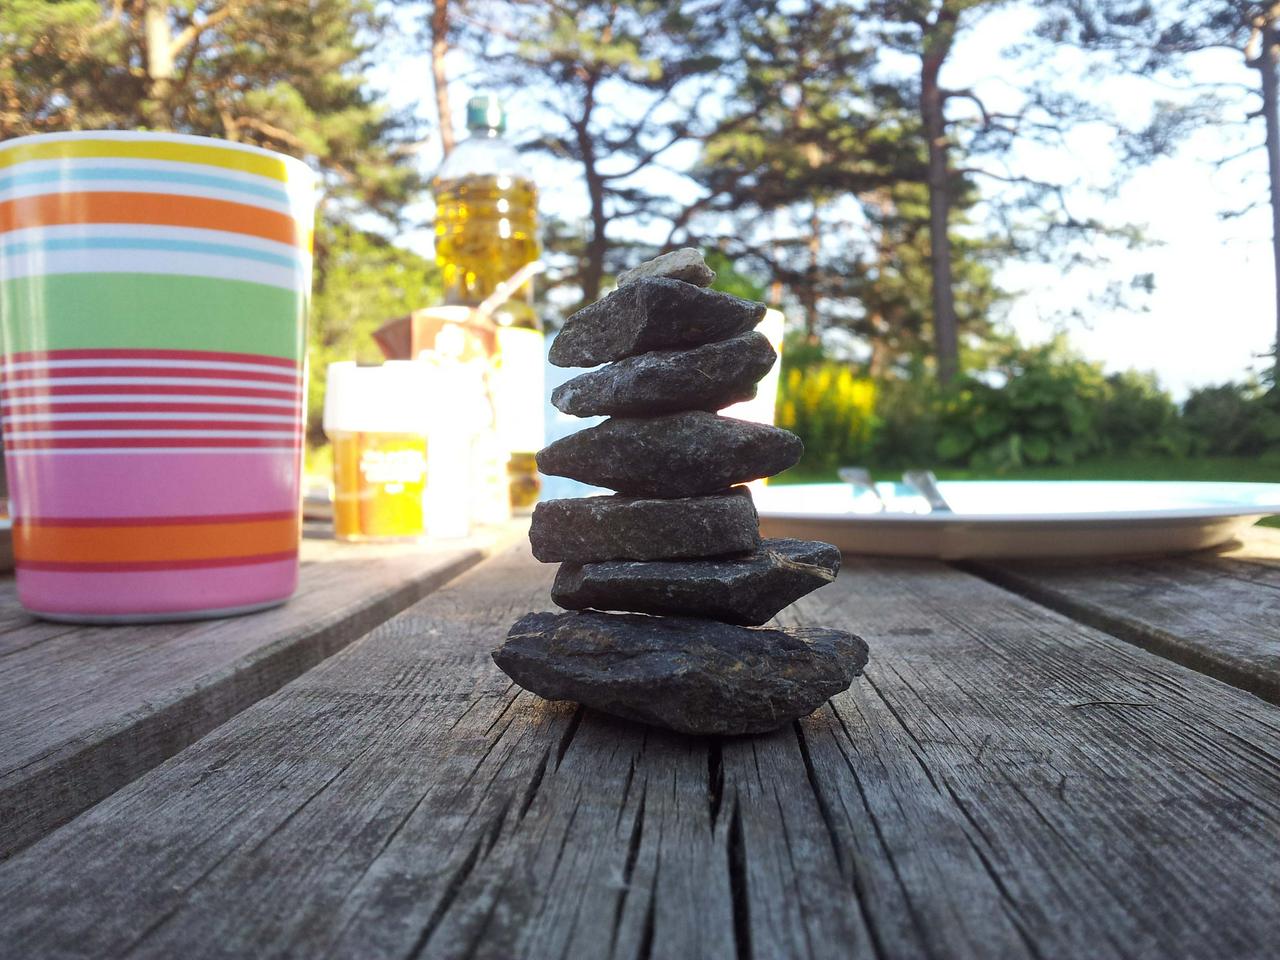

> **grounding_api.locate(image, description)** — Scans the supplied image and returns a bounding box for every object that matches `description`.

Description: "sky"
[373,4,1276,400]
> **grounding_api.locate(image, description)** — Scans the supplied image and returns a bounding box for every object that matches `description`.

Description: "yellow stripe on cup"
[0,138,296,183]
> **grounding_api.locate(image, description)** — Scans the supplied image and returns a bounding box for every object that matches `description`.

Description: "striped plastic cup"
[0,132,315,622]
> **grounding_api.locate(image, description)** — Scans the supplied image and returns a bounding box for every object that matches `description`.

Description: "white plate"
[754,481,1280,559]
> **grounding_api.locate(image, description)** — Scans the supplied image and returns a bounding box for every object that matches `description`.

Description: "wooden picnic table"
[2,521,1279,959]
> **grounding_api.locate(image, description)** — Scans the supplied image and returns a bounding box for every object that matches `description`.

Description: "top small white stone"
[617,248,716,288]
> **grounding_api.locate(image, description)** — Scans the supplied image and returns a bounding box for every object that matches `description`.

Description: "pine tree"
[1,0,421,221]
[686,1,1004,377]
[1043,0,1280,377]
[457,0,751,306]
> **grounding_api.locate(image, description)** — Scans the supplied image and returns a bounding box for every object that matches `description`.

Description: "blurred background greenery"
[774,330,1280,481]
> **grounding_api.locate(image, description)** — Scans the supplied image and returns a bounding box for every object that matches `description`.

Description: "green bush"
[776,363,877,473]
[1182,381,1280,457]
[935,337,1108,471]
[775,330,1277,475]
[1095,370,1188,458]
[867,375,943,469]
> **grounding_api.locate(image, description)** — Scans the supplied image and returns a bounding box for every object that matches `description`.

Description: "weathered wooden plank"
[2,545,1280,959]
[0,529,509,859]
[780,561,1280,960]
[971,525,1280,705]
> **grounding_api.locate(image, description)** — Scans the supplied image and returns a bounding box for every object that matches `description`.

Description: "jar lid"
[322,361,433,436]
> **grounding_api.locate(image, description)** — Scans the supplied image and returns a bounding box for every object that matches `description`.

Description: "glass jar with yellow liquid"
[433,94,544,512]
[323,362,432,542]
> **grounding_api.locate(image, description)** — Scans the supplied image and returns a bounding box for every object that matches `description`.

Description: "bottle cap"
[466,94,505,133]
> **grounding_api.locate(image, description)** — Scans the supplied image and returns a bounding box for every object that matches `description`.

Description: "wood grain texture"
[0,530,509,859]
[2,544,1279,959]
[972,525,1280,705]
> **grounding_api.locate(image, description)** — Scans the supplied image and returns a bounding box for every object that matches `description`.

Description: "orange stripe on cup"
[13,516,301,565]
[0,192,306,248]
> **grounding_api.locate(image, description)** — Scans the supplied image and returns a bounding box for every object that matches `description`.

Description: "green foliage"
[307,222,442,442]
[0,1,421,223]
[776,363,877,473]
[778,331,828,373]
[934,338,1108,471]
[1182,381,1280,457]
[687,3,1006,369]
[705,250,767,302]
[865,374,943,469]
[776,331,1228,477]
[1095,370,1188,457]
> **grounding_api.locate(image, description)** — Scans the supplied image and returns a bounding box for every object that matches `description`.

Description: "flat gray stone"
[536,411,803,497]
[552,538,841,626]
[528,489,759,563]
[549,277,765,368]
[618,248,716,287]
[494,610,868,736]
[550,332,777,417]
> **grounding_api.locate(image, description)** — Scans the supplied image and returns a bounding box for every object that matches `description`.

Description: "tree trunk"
[574,78,607,306]
[431,0,454,157]
[581,166,608,304]
[867,189,895,378]
[803,203,821,342]
[143,1,174,130]
[1261,22,1280,372]
[921,58,958,384]
[868,336,890,379]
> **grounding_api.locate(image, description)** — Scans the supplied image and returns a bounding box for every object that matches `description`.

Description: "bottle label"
[332,433,427,541]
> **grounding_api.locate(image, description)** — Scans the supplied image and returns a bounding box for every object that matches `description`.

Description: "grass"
[771,455,1280,527]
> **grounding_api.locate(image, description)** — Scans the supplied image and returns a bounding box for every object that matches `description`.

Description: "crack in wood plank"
[707,740,724,831]
[827,701,934,960]
[726,800,752,960]
[791,720,846,876]
[610,781,648,957]
[405,824,494,960]
[516,746,553,824]
[555,706,585,769]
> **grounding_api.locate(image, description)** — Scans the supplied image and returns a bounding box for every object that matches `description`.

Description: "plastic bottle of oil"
[433,94,543,512]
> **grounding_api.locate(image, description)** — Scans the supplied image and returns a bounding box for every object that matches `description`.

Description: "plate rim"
[755,479,1280,525]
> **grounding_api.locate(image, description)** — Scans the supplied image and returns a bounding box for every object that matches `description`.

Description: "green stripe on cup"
[0,274,305,360]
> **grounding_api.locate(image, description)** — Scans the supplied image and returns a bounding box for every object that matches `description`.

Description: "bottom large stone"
[494,610,868,735]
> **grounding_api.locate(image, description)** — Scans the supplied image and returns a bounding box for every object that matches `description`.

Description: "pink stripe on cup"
[5,450,302,519]
[15,556,299,618]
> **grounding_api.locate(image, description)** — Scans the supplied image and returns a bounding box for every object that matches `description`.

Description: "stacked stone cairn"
[492,249,869,736]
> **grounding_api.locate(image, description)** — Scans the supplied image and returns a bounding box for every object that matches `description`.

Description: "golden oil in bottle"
[433,95,544,512]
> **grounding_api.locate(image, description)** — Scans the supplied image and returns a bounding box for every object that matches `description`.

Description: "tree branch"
[1212,142,1261,167]
[170,2,242,58]
[235,115,308,152]
[89,0,125,37]
[600,131,686,181]
[1220,199,1265,219]
[942,87,991,128]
